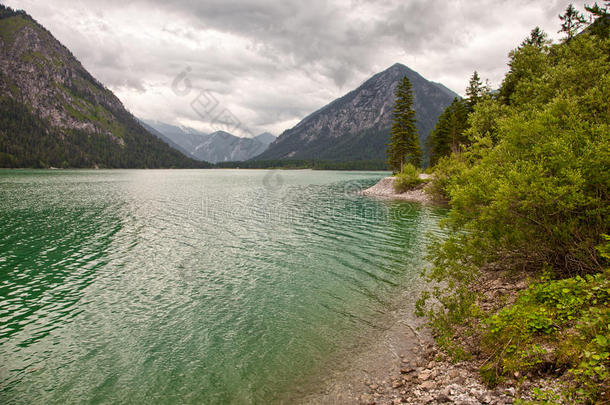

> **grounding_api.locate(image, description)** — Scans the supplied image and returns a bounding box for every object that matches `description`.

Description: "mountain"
[254,132,277,147]
[143,120,274,163]
[254,63,458,163]
[0,6,208,168]
[139,120,193,158]
[190,131,268,163]
[140,120,209,154]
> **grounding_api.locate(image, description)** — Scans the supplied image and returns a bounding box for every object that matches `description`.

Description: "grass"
[393,164,425,193]
[0,16,28,46]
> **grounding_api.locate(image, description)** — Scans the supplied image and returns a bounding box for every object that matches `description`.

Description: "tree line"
[413,3,609,402]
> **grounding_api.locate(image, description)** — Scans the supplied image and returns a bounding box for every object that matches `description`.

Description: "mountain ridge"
[254,63,458,163]
[142,120,276,163]
[0,5,208,168]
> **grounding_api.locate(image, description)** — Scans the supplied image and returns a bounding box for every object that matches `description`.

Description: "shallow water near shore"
[0,169,447,404]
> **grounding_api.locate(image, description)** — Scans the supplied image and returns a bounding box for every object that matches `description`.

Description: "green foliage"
[424,155,467,201]
[0,97,210,168]
[419,19,610,404]
[584,2,610,37]
[387,76,422,172]
[515,387,563,404]
[498,41,550,106]
[465,71,485,109]
[481,271,610,402]
[431,33,609,277]
[559,4,588,41]
[0,11,28,47]
[393,164,424,193]
[428,98,469,166]
[520,27,550,48]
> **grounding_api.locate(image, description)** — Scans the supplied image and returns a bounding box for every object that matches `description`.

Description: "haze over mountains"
[141,120,276,163]
[147,63,458,165]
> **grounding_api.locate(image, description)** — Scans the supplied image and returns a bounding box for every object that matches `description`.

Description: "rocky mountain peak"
[255,63,457,162]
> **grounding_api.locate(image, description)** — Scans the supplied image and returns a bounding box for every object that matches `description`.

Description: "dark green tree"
[559,4,588,41]
[499,28,550,105]
[428,98,469,166]
[520,26,549,48]
[465,71,484,109]
[585,1,610,37]
[387,76,421,172]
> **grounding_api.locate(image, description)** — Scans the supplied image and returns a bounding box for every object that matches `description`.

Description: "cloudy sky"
[7,0,576,136]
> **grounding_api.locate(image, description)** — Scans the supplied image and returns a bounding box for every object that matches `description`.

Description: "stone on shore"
[360,175,434,204]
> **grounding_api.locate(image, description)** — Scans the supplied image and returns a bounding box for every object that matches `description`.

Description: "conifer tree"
[585,1,610,37]
[520,26,549,48]
[428,98,469,166]
[559,4,587,40]
[387,76,421,172]
[465,71,484,109]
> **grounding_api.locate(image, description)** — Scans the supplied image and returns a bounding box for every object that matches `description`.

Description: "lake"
[0,169,447,404]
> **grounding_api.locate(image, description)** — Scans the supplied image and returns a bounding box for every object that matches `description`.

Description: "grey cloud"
[6,0,576,136]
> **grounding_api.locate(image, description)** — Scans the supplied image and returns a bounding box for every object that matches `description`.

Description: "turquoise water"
[0,169,447,404]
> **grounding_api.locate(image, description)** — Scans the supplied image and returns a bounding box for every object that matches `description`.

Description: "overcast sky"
[7,0,577,136]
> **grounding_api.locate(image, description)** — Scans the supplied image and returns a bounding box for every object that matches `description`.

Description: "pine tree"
[465,71,484,109]
[559,4,588,41]
[520,26,549,48]
[585,1,610,37]
[387,76,421,172]
[428,98,469,166]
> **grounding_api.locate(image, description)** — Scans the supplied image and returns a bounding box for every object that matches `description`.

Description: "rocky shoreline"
[294,177,568,405]
[295,269,564,405]
[360,175,436,204]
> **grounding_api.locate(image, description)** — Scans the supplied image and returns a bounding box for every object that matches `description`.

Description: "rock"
[392,380,404,389]
[453,375,466,385]
[360,393,375,404]
[420,381,435,391]
[369,384,379,391]
[421,394,434,404]
[392,399,402,405]
[418,370,433,381]
[436,393,451,403]
[400,367,415,374]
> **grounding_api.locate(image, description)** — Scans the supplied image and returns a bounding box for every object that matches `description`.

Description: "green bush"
[481,270,610,402]
[417,24,610,405]
[393,164,425,193]
[427,33,608,282]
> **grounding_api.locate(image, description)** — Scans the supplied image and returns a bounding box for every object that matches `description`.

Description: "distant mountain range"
[255,63,458,163]
[0,5,208,168]
[141,120,276,163]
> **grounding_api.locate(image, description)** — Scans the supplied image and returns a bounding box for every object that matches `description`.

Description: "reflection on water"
[0,169,446,404]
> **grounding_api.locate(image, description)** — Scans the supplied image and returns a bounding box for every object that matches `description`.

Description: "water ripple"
[0,169,447,404]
